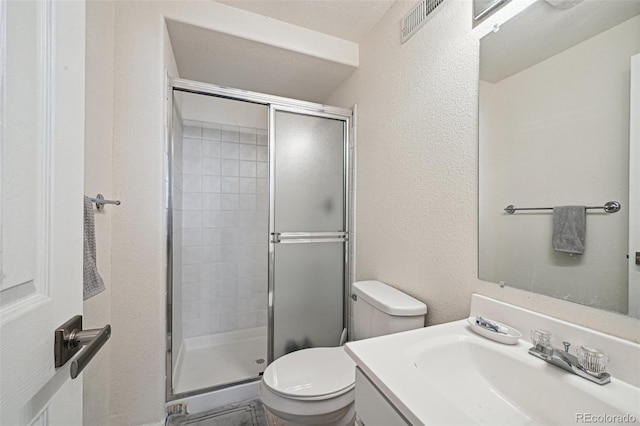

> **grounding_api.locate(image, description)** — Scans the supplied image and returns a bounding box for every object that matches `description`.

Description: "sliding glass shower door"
[270,108,349,360]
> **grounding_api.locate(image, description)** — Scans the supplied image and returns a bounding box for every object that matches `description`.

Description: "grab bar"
[504,201,620,214]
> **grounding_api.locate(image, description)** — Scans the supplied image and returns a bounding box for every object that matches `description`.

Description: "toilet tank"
[352,280,427,340]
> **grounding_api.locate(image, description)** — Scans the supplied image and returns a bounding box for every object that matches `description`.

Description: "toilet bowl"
[260,347,356,425]
[260,280,427,425]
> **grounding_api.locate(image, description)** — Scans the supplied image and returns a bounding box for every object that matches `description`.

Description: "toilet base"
[260,381,355,426]
[265,402,355,426]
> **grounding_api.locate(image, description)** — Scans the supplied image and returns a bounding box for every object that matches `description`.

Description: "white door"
[0,0,86,424]
[629,53,640,317]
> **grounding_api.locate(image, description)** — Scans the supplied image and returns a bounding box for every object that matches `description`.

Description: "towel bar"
[504,201,620,214]
[89,193,121,211]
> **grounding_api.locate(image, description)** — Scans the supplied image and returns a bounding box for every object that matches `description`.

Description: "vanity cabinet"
[355,367,410,426]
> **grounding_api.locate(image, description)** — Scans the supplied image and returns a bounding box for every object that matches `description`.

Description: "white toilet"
[260,280,427,425]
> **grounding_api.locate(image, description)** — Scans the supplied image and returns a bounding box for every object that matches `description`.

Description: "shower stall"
[166,79,353,400]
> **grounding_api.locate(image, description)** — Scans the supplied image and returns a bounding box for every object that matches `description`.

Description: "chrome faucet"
[528,331,611,385]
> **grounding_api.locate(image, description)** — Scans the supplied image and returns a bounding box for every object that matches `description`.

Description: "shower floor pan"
[174,326,267,395]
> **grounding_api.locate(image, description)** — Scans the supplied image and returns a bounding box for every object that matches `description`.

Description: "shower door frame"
[165,77,352,402]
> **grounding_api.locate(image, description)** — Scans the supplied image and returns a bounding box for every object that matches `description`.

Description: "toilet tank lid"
[352,280,427,316]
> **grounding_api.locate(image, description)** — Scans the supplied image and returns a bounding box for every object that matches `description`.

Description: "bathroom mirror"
[478,0,640,317]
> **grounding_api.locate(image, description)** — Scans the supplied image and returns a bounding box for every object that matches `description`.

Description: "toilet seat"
[262,347,356,400]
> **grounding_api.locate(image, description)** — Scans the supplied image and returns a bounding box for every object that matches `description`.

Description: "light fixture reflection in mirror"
[474,0,508,21]
[544,0,583,10]
[478,0,640,318]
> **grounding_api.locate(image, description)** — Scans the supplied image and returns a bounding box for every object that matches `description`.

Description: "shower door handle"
[271,232,347,244]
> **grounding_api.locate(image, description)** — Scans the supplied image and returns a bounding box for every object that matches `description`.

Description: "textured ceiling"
[166,19,357,103]
[481,0,640,82]
[217,0,397,42]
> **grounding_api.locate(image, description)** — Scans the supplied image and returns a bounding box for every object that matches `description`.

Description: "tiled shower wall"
[180,120,268,339]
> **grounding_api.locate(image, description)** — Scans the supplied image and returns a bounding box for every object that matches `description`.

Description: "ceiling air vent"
[401,0,448,44]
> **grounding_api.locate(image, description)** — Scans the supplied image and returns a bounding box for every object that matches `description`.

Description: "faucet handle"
[577,346,609,375]
[530,329,554,356]
[563,341,571,353]
[531,329,552,346]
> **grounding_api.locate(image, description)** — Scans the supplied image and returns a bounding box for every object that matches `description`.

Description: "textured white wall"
[83,1,114,425]
[479,16,640,314]
[109,2,180,423]
[328,0,480,326]
[327,0,640,341]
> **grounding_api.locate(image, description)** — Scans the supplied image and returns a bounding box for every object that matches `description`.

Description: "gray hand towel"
[552,206,586,255]
[84,196,105,300]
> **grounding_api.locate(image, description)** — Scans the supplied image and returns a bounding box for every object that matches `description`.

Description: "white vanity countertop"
[345,295,640,426]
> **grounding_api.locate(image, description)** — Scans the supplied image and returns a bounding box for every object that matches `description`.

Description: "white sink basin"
[346,320,640,425]
[410,335,635,424]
